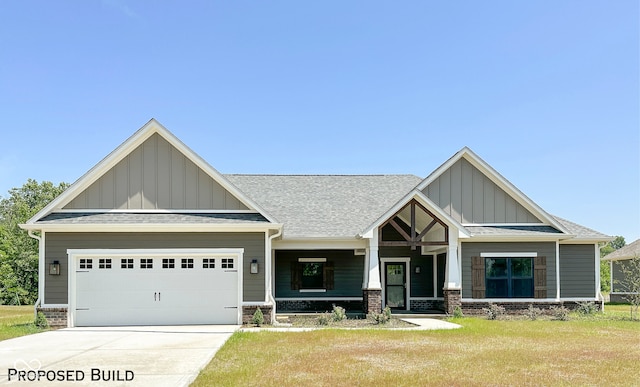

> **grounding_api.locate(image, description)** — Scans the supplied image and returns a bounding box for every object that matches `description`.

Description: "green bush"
[551,305,570,321]
[576,301,598,315]
[368,306,392,325]
[317,313,331,326]
[331,305,347,322]
[525,304,542,321]
[34,311,49,329]
[452,305,464,318]
[251,307,264,326]
[483,303,505,320]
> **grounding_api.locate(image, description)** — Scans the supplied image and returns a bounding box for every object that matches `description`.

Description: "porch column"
[443,229,462,314]
[363,228,382,313]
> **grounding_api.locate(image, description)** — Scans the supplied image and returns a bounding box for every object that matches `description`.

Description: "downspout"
[266,227,282,325]
[27,230,43,319]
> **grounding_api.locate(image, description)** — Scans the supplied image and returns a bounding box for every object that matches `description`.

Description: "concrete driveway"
[0,325,239,386]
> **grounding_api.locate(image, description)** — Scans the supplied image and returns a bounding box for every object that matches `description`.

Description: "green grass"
[193,305,639,387]
[0,305,47,341]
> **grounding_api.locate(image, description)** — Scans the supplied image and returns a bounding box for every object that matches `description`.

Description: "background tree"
[0,179,69,304]
[600,236,626,293]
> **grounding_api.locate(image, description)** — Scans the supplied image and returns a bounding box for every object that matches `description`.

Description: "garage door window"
[162,258,175,269]
[221,258,234,269]
[79,259,93,269]
[203,258,215,268]
[99,259,112,269]
[121,258,134,269]
[181,258,194,268]
[140,259,153,269]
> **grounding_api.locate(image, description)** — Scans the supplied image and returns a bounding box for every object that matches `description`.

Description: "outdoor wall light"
[49,260,61,275]
[415,265,421,274]
[250,259,259,274]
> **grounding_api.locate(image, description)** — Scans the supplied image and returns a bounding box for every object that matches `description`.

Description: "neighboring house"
[602,239,640,303]
[21,119,612,327]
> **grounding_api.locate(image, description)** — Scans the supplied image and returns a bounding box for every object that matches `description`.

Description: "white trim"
[298,257,327,262]
[410,297,444,301]
[463,223,552,227]
[609,292,639,295]
[275,297,363,301]
[556,241,561,300]
[274,239,367,250]
[299,289,327,293]
[67,248,244,327]
[21,223,282,232]
[40,304,68,308]
[380,258,411,311]
[480,252,537,257]
[242,301,274,306]
[461,298,598,303]
[432,254,438,297]
[594,243,600,299]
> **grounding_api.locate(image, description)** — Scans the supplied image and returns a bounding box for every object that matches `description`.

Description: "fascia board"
[466,234,576,242]
[20,223,283,233]
[26,119,279,225]
[358,188,470,239]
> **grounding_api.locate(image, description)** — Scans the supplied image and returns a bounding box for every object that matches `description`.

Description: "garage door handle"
[158,292,161,301]
[154,292,157,301]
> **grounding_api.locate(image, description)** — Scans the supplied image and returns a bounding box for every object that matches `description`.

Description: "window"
[221,258,234,269]
[485,258,533,298]
[79,259,93,269]
[203,258,215,268]
[291,258,334,291]
[181,258,194,269]
[121,258,134,269]
[162,258,175,269]
[140,258,153,269]
[98,258,112,269]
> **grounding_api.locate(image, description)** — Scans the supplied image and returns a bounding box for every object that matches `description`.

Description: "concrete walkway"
[0,325,239,387]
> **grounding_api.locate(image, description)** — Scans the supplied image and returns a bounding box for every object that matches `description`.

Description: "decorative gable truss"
[379,199,449,250]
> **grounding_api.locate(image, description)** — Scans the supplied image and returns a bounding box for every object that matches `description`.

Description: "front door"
[385,262,406,309]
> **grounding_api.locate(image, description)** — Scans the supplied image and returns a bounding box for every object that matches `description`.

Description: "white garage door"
[69,249,243,326]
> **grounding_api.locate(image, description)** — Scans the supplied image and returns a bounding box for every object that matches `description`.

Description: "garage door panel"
[73,254,241,326]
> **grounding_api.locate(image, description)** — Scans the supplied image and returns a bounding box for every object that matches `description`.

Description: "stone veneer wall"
[37,307,68,327]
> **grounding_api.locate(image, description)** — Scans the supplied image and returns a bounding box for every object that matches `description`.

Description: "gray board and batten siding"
[64,133,248,211]
[559,244,597,298]
[460,242,556,299]
[422,158,541,224]
[44,232,265,304]
[275,250,364,299]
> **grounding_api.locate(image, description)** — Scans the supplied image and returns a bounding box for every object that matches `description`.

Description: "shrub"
[317,313,331,326]
[368,306,392,325]
[331,305,347,322]
[452,305,464,318]
[35,311,49,329]
[575,301,598,315]
[483,303,506,320]
[251,307,264,326]
[551,305,570,321]
[525,304,542,321]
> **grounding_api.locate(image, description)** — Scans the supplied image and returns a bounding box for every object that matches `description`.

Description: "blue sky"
[0,1,638,240]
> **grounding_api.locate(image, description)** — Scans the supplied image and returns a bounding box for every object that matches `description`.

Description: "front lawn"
[193,306,639,386]
[0,305,47,341]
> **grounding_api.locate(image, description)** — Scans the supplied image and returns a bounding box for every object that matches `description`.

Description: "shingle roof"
[225,174,423,238]
[36,212,269,225]
[602,239,640,260]
[552,216,611,240]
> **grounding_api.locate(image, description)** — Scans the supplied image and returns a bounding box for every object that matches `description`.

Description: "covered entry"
[68,248,243,326]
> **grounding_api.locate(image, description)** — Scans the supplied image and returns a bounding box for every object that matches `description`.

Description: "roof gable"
[27,119,276,224]
[417,147,569,233]
[602,239,640,261]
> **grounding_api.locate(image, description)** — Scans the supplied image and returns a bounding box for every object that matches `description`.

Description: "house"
[21,119,612,327]
[602,239,640,303]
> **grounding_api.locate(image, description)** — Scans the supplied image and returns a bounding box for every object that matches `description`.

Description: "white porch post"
[444,229,461,289]
[366,228,382,289]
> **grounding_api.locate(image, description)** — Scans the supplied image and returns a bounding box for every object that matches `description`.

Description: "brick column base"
[443,289,461,315]
[242,305,274,325]
[37,307,68,327]
[363,289,382,314]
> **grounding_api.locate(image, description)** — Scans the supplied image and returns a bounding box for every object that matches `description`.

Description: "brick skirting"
[460,300,603,315]
[410,299,445,312]
[37,307,68,327]
[276,300,363,314]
